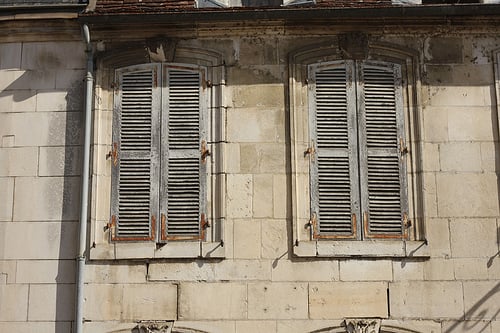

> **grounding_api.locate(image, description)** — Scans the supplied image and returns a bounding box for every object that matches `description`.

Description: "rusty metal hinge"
[400,137,408,156]
[106,143,119,166]
[308,213,317,240]
[108,215,117,240]
[403,212,411,228]
[201,140,211,164]
[160,213,166,241]
[304,146,315,158]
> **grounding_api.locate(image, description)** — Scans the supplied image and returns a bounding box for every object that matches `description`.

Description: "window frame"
[89,46,226,260]
[289,41,428,258]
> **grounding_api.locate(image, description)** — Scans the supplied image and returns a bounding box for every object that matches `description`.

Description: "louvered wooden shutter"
[357,61,408,238]
[111,64,160,241]
[309,61,360,238]
[160,65,207,241]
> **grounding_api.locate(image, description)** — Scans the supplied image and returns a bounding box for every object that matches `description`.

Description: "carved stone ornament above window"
[344,318,381,333]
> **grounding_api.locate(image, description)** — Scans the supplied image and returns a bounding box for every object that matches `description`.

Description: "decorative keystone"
[343,318,381,333]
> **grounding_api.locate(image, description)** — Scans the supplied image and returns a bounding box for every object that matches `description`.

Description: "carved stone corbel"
[343,318,381,333]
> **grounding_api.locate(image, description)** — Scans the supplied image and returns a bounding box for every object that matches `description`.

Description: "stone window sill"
[293,240,429,258]
[89,241,225,260]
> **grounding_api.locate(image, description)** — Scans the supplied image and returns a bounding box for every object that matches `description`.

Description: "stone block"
[261,220,288,259]
[423,258,455,280]
[448,108,495,141]
[173,320,236,333]
[36,89,81,112]
[0,284,28,321]
[0,147,38,176]
[0,43,22,69]
[463,281,500,320]
[273,174,287,219]
[232,85,284,109]
[339,259,393,281]
[382,319,442,333]
[440,142,482,172]
[425,218,451,258]
[226,174,252,218]
[0,177,14,221]
[309,282,388,319]
[389,281,463,318]
[234,219,261,259]
[453,258,489,280]
[0,69,56,90]
[84,284,123,321]
[480,142,500,172]
[236,38,279,65]
[422,106,448,142]
[115,242,155,260]
[0,260,16,284]
[240,143,286,174]
[0,90,36,113]
[28,283,74,321]
[149,260,271,282]
[436,173,499,217]
[422,143,440,172]
[277,320,343,333]
[122,283,177,320]
[429,86,490,107]
[392,261,424,281]
[84,263,146,284]
[0,322,71,333]
[13,177,81,221]
[80,322,137,333]
[423,173,438,218]
[426,37,463,64]
[248,282,308,319]
[235,320,277,333]
[0,111,82,147]
[179,283,247,320]
[450,219,498,258]
[225,143,240,174]
[16,259,75,283]
[55,69,86,89]
[229,64,282,85]
[253,174,273,218]
[39,146,81,176]
[442,321,492,333]
[227,108,284,142]
[21,42,85,70]
[272,259,339,282]
[0,222,77,260]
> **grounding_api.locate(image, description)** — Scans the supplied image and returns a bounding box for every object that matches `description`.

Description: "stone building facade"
[0,1,499,333]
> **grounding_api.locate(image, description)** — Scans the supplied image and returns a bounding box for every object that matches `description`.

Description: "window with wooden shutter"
[308,60,408,240]
[111,63,208,242]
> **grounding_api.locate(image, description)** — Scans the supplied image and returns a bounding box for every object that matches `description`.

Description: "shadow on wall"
[1,63,83,332]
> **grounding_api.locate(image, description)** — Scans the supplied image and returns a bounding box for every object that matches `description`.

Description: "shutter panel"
[309,61,360,238]
[111,64,160,241]
[358,61,407,238]
[161,65,206,241]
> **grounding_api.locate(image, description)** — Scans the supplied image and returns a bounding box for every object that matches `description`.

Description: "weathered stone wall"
[0,24,499,333]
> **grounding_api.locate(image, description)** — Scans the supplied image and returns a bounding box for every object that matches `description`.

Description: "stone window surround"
[89,43,226,260]
[289,38,429,258]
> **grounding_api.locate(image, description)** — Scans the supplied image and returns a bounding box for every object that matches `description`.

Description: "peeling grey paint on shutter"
[309,60,359,238]
[111,64,161,241]
[161,65,206,240]
[358,61,407,238]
